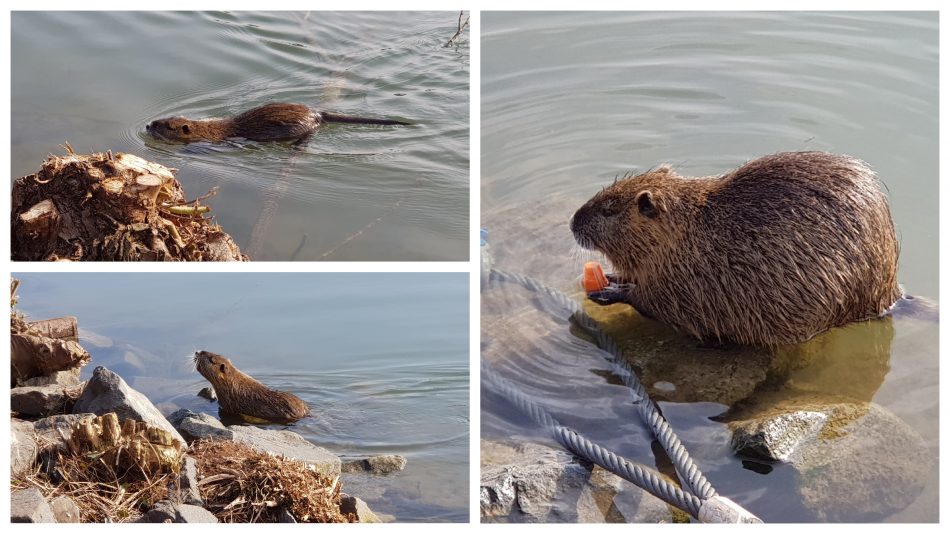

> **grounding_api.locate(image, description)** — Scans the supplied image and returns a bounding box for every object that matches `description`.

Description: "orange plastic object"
[583,262,609,293]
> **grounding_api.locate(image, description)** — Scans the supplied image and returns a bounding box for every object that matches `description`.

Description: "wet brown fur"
[147,102,407,143]
[571,151,902,346]
[194,350,310,423]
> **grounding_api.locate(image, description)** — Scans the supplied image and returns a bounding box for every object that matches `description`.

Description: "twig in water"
[443,11,470,47]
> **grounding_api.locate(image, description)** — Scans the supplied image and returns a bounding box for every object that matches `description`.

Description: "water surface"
[15,272,470,522]
[481,11,937,523]
[12,11,469,261]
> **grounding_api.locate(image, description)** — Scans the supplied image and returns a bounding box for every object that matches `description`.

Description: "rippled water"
[481,12,937,523]
[12,11,469,261]
[14,273,469,522]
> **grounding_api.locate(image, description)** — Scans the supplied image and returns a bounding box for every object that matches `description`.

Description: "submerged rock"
[340,494,382,523]
[197,387,217,401]
[728,397,931,522]
[72,366,185,446]
[341,455,407,475]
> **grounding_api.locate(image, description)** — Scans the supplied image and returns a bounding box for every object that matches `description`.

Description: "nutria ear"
[636,190,661,218]
[181,124,191,134]
[219,363,227,374]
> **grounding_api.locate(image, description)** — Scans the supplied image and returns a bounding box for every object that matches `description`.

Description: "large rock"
[167,409,341,476]
[20,367,82,387]
[729,398,931,522]
[341,455,407,475]
[33,413,97,447]
[72,366,184,446]
[142,501,218,523]
[167,409,234,442]
[11,419,37,480]
[49,495,81,523]
[11,488,55,523]
[11,384,80,417]
[340,494,382,523]
[168,456,203,506]
[230,426,341,477]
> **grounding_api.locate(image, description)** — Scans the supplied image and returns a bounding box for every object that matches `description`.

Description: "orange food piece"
[583,262,609,293]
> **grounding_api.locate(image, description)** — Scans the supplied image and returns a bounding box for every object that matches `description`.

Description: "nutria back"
[194,350,310,423]
[571,151,902,346]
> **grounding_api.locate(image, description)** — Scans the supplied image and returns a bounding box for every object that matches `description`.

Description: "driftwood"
[11,334,90,385]
[11,148,247,261]
[27,316,79,341]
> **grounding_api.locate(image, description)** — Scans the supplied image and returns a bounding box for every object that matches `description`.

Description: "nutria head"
[193,350,235,385]
[571,166,695,281]
[147,117,227,143]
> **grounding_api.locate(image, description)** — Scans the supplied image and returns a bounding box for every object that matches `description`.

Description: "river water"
[14,272,470,522]
[481,11,937,523]
[11,11,469,261]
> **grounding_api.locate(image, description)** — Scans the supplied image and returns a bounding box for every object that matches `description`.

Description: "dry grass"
[192,440,354,523]
[13,448,174,522]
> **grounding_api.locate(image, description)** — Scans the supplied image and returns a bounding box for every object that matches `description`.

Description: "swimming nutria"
[571,151,902,346]
[193,350,310,423]
[147,102,409,143]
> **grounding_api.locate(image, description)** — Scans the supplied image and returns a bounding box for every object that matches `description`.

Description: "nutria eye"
[600,200,620,217]
[181,125,191,134]
[219,363,226,373]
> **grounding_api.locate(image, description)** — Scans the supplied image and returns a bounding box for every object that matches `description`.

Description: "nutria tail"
[319,112,410,126]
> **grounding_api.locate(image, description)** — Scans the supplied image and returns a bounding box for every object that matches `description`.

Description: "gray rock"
[20,367,82,387]
[168,456,203,506]
[11,488,55,523]
[166,409,341,476]
[732,410,828,462]
[33,413,96,448]
[11,384,78,417]
[340,494,382,523]
[230,425,341,477]
[480,440,591,522]
[198,387,216,401]
[49,495,81,523]
[167,409,234,443]
[142,501,218,523]
[11,419,37,480]
[341,454,407,475]
[72,366,185,446]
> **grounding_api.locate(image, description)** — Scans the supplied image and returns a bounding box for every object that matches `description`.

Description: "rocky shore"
[10,286,405,523]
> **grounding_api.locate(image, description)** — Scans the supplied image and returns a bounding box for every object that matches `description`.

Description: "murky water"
[481,12,937,523]
[14,273,469,522]
[12,11,469,261]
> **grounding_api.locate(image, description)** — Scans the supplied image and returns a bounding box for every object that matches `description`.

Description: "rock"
[72,366,185,446]
[11,384,80,417]
[230,425,341,477]
[20,367,82,387]
[166,409,341,476]
[49,495,81,523]
[729,398,931,522]
[341,455,407,475]
[11,419,38,480]
[480,440,591,522]
[340,495,382,523]
[168,456,203,506]
[142,501,218,523]
[11,488,55,523]
[198,387,216,401]
[167,409,234,443]
[33,413,96,448]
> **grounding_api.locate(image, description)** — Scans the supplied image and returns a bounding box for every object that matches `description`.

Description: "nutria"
[147,102,409,143]
[193,350,310,423]
[571,151,902,346]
